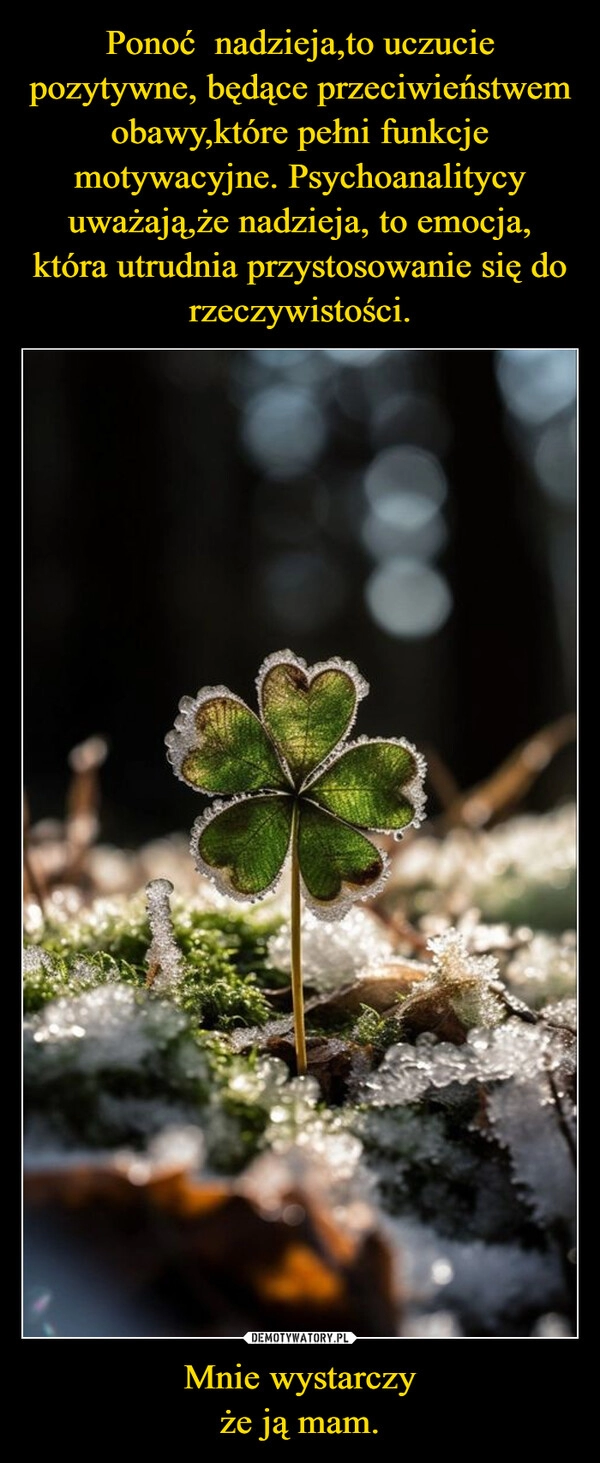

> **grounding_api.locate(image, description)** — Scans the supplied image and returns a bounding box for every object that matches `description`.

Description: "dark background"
[24,347,576,840]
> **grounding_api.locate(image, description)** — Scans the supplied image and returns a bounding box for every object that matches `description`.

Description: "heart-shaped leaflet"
[257,651,368,787]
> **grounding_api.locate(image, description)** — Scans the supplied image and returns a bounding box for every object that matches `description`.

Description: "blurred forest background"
[24,348,576,842]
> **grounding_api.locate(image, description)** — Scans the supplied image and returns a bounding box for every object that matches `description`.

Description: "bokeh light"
[370,391,452,456]
[324,348,389,367]
[242,385,326,477]
[496,349,576,425]
[364,446,447,515]
[365,557,452,638]
[361,508,447,562]
[534,419,577,505]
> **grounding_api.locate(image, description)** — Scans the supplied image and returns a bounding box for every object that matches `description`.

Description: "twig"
[441,714,576,830]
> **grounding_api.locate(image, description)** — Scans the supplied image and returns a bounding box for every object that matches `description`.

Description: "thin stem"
[290,801,307,1076]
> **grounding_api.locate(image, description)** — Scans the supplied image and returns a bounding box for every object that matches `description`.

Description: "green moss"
[177,955,270,1028]
[23,949,141,1014]
[30,899,152,965]
[205,1092,270,1172]
[23,981,284,1168]
[352,1004,403,1056]
[30,897,281,968]
[23,951,70,1012]
[24,985,210,1146]
[173,907,283,982]
[24,897,282,1028]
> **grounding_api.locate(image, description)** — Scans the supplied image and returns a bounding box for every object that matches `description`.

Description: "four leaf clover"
[165,649,426,922]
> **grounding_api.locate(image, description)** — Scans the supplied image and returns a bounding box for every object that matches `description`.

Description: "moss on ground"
[24,899,285,1028]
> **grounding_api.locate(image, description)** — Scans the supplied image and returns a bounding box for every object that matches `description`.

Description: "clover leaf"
[166,650,426,1073]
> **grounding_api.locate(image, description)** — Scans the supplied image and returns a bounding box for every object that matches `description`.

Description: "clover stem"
[290,800,307,1077]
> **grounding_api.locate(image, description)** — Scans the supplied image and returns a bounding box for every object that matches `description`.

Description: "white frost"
[268,906,393,991]
[145,878,184,992]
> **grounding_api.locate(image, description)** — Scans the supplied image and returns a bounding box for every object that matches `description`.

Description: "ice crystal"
[145,878,184,992]
[543,996,576,1029]
[427,928,499,986]
[23,948,56,977]
[389,804,576,930]
[486,1078,575,1231]
[265,1098,365,1195]
[388,1216,567,1334]
[505,934,576,1009]
[267,907,393,992]
[425,928,506,1026]
[24,985,191,1076]
[386,928,507,1037]
[358,1016,574,1107]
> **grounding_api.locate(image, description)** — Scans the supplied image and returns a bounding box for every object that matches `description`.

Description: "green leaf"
[298,801,385,911]
[167,690,288,795]
[307,738,424,830]
[258,652,367,786]
[192,795,293,900]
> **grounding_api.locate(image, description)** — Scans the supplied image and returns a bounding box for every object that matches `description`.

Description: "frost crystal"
[265,1089,365,1195]
[543,996,576,1029]
[24,984,190,1075]
[486,1078,575,1231]
[393,927,507,1031]
[388,1217,566,1332]
[268,907,393,991]
[145,878,184,992]
[389,804,576,929]
[23,948,55,976]
[506,934,576,1008]
[358,1017,574,1107]
[427,928,499,986]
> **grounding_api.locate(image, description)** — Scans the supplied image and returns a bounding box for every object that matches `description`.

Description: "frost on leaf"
[389,929,507,1043]
[165,649,427,920]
